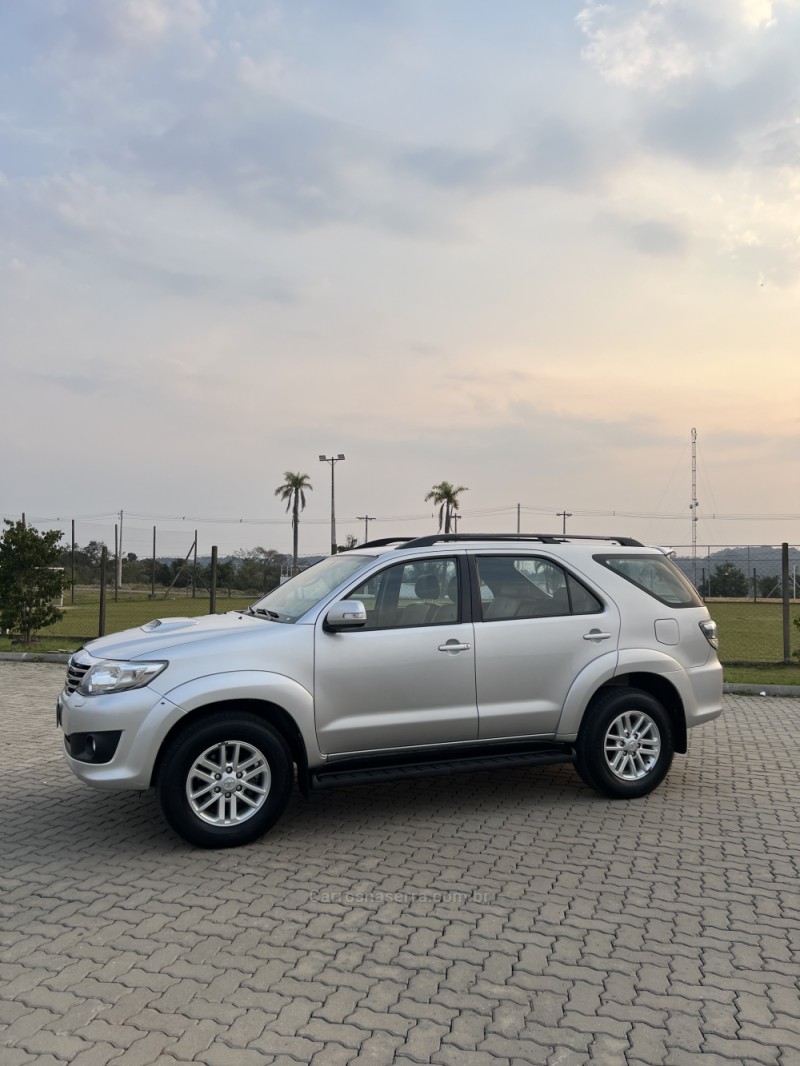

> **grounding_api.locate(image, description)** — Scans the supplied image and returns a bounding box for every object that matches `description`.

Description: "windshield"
[250,554,372,622]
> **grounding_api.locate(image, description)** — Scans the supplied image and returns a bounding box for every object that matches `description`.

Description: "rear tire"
[157,711,293,848]
[575,689,674,799]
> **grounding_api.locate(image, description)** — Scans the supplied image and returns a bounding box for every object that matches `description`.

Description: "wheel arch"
[151,699,311,793]
[591,673,687,754]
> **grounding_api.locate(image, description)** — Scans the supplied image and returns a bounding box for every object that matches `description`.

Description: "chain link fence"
[670,544,800,664]
[3,517,800,664]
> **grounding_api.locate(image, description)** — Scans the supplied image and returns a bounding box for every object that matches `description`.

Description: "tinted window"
[348,558,459,629]
[477,556,602,621]
[597,554,702,608]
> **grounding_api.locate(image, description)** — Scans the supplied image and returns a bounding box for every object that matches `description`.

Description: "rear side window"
[596,554,702,608]
[476,556,602,621]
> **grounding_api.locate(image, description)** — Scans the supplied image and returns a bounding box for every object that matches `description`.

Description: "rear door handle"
[438,641,471,653]
[583,630,612,642]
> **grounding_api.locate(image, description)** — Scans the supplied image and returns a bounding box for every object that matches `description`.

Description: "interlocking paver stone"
[1,663,800,1065]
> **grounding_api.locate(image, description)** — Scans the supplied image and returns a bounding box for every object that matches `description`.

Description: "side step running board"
[311,747,574,790]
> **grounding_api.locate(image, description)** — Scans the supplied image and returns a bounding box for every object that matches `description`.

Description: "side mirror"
[324,599,368,631]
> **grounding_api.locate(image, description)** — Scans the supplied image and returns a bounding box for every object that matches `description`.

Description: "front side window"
[347,558,459,630]
[596,554,702,608]
[477,556,602,621]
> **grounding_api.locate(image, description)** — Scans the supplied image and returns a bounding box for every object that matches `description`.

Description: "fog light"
[65,731,122,763]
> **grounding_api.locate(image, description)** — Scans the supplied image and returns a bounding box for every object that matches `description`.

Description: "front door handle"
[583,630,612,642]
[438,640,471,653]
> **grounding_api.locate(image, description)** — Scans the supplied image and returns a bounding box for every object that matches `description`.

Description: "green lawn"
[0,594,254,653]
[723,663,800,686]
[705,600,800,664]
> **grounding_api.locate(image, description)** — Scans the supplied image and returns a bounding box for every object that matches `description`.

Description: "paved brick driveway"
[1,662,799,1065]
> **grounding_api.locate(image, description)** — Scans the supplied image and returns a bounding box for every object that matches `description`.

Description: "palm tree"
[274,472,312,574]
[425,481,468,534]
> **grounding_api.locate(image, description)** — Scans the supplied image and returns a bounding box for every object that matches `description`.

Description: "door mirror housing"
[324,600,368,631]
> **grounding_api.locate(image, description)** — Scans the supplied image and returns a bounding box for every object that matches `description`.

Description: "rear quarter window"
[594,554,702,608]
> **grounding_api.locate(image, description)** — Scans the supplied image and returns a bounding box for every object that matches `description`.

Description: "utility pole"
[319,454,346,554]
[117,509,123,591]
[516,503,521,534]
[557,511,572,535]
[357,515,375,543]
[452,513,460,533]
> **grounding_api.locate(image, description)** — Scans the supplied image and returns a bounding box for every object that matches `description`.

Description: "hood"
[82,611,274,661]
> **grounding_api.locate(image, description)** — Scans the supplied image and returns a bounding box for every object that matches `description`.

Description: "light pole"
[319,454,346,555]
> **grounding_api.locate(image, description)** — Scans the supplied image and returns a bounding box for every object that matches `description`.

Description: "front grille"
[65,656,91,695]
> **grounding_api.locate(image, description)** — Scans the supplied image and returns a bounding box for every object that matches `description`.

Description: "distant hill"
[673,545,800,578]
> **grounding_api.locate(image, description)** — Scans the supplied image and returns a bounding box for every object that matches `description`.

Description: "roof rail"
[398,533,644,548]
[355,537,417,549]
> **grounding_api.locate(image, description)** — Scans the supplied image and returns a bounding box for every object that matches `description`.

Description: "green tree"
[274,472,313,574]
[0,520,67,642]
[702,561,749,598]
[425,481,468,534]
[233,547,286,593]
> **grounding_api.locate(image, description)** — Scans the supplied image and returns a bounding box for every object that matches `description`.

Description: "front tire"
[575,689,674,799]
[157,711,293,848]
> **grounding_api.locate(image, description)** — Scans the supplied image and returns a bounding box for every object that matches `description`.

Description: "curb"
[723,683,800,698]
[0,652,72,664]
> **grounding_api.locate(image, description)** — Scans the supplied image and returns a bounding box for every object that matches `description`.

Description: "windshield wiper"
[247,606,279,620]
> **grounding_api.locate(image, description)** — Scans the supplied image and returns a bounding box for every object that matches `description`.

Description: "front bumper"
[58,686,186,791]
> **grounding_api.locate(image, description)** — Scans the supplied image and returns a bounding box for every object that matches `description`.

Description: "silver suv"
[57,534,722,848]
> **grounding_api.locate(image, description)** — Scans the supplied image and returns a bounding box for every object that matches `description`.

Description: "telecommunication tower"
[690,428,699,586]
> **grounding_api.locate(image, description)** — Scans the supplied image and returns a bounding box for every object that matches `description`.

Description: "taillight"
[699,620,719,650]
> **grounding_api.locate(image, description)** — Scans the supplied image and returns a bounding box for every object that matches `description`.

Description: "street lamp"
[319,454,346,555]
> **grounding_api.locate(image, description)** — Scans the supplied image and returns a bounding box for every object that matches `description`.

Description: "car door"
[314,555,478,755]
[472,554,620,739]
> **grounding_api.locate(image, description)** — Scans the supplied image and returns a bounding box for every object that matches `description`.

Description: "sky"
[2,0,800,559]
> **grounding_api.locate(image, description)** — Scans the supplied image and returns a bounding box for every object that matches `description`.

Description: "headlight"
[78,660,167,695]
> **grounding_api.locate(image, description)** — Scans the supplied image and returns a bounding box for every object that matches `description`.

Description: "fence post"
[753,568,757,603]
[210,546,218,615]
[782,543,791,664]
[99,546,107,637]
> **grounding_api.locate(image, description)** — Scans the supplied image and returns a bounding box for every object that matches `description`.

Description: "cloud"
[21,0,212,61]
[574,0,800,283]
[641,54,799,167]
[576,0,800,89]
[606,214,691,256]
[0,170,298,306]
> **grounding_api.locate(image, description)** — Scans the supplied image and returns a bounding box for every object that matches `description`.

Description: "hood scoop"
[140,618,200,633]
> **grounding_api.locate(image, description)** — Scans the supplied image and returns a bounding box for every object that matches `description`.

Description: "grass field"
[3,594,799,686]
[0,594,253,654]
[705,600,800,663]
